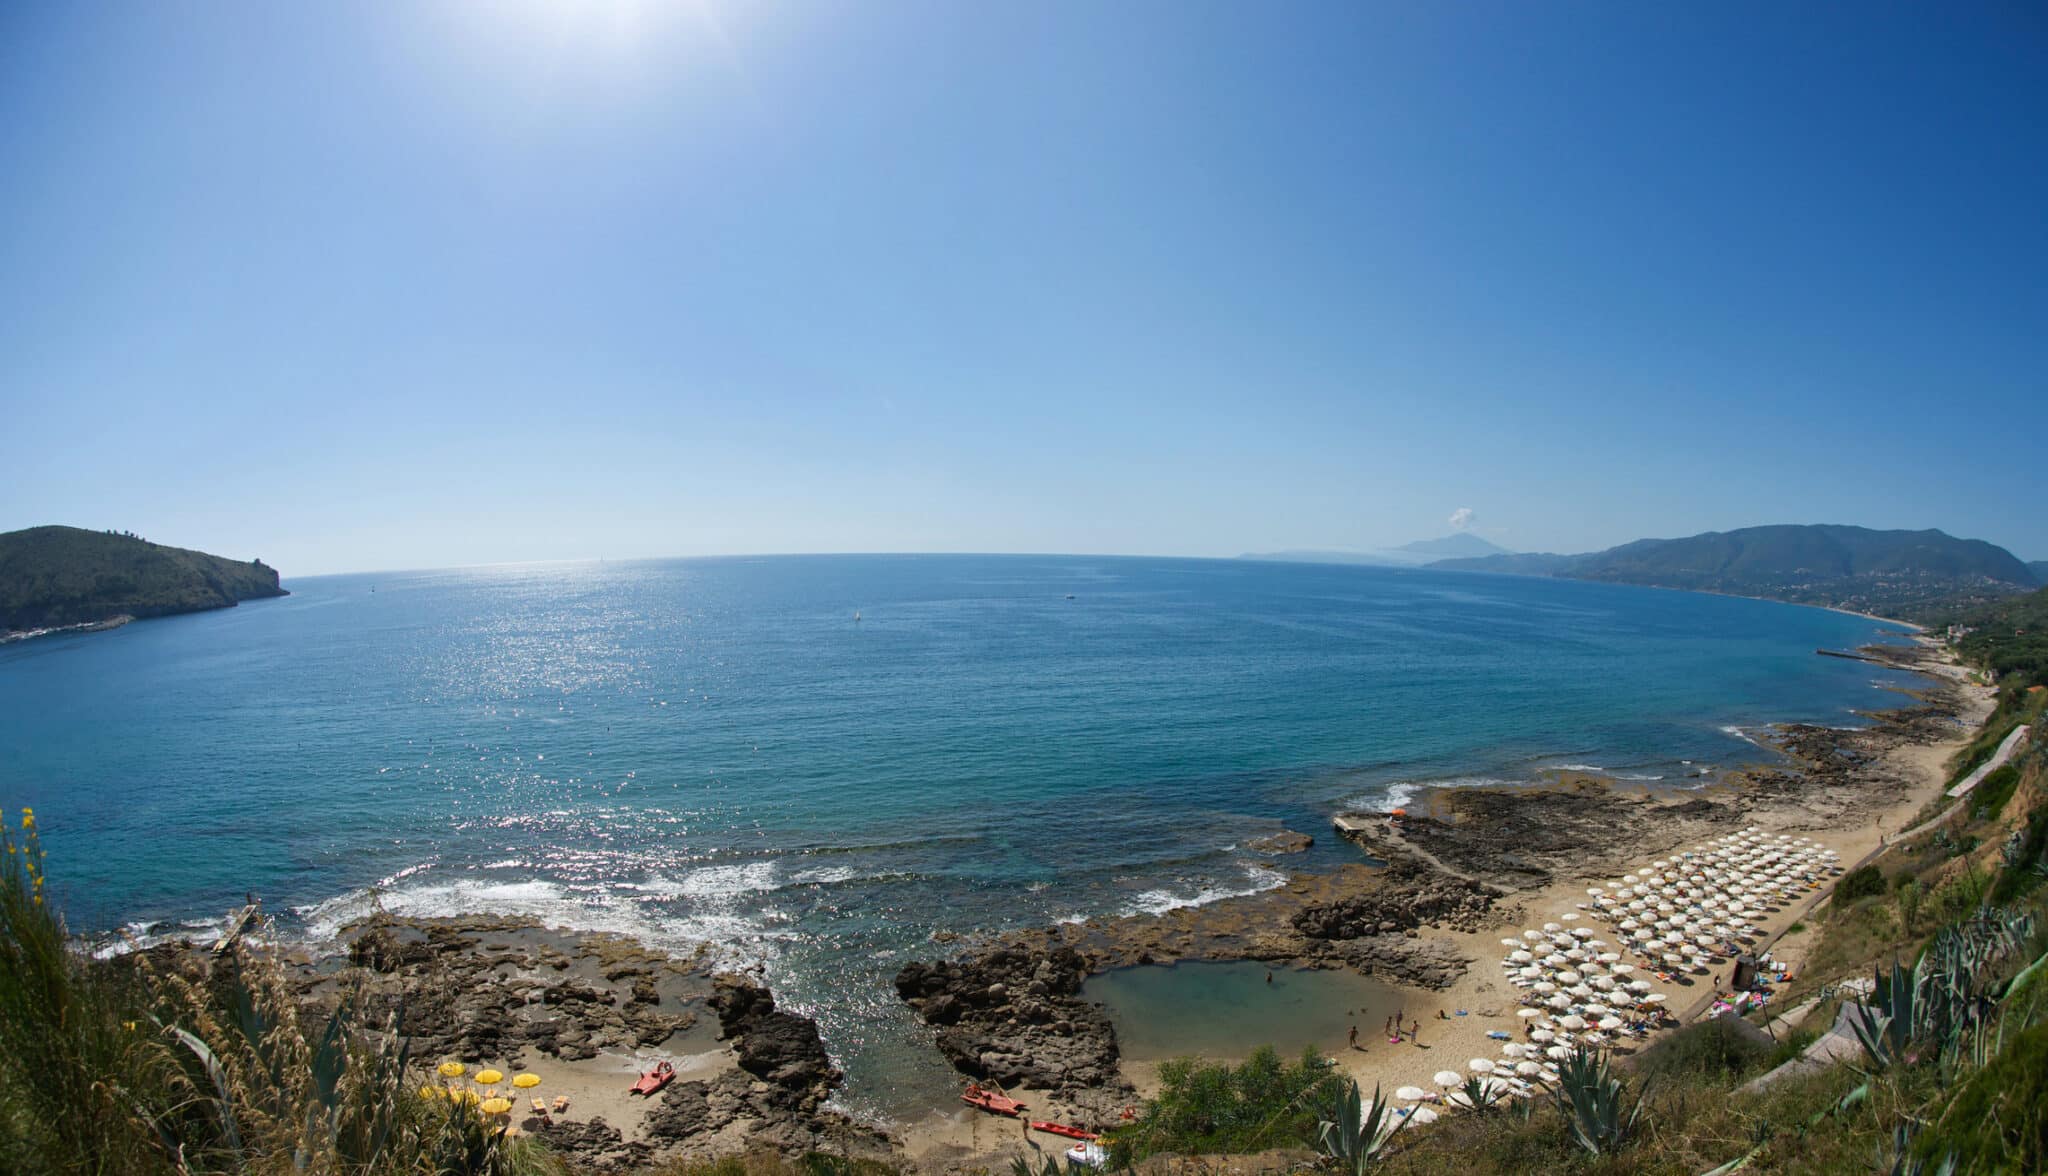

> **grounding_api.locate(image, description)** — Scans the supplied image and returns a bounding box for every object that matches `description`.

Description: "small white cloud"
[1449,507,1476,531]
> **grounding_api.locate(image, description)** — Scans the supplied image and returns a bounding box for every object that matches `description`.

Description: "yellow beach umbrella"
[480,1097,512,1115]
[513,1073,541,1089]
[438,1062,466,1079]
[476,1069,504,1086]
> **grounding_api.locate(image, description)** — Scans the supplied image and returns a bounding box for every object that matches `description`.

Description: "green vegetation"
[1835,863,1887,903]
[0,525,284,634]
[1942,585,2048,690]
[1106,1044,1339,1163]
[0,810,561,1175]
[1973,764,2024,821]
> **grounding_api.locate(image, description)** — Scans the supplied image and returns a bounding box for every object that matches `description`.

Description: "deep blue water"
[0,554,1919,1118]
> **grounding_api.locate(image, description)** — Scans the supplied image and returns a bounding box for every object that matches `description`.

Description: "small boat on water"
[630,1061,676,1096]
[960,1083,1026,1116]
[1030,1120,1100,1141]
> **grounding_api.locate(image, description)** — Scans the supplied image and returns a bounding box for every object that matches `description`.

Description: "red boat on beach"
[630,1061,676,1096]
[1030,1121,1100,1141]
[960,1084,1026,1116]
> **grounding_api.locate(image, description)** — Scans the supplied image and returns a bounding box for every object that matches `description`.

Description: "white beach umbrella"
[1558,1014,1587,1031]
[1469,1058,1495,1074]
[1611,963,1635,975]
[1522,930,1543,941]
[1515,1060,1542,1077]
[1627,979,1652,992]
[1529,1029,1555,1043]
[1508,950,1533,963]
[1434,1070,1463,1088]
[1500,938,1521,948]
[1643,993,1667,1005]
[1409,1106,1439,1125]
[1546,1045,1572,1060]
[1517,1008,1542,1019]
[1547,994,1572,1010]
[1533,982,1556,994]
[1395,1086,1428,1102]
[1598,1016,1624,1031]
[1542,922,1561,932]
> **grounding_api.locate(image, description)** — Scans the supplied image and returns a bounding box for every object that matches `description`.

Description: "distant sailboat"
[854,610,862,622]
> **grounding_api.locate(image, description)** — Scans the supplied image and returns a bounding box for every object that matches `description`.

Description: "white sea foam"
[1548,763,1606,773]
[1119,864,1286,918]
[1372,774,1512,812]
[288,868,792,970]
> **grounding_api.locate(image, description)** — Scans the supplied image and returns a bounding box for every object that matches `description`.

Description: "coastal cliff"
[0,525,286,637]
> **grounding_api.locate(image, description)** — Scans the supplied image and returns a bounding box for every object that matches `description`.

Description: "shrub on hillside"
[1835,865,1887,904]
[1108,1044,1338,1162]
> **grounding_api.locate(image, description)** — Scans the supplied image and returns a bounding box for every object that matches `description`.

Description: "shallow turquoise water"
[1082,962,1407,1062]
[0,554,1920,1119]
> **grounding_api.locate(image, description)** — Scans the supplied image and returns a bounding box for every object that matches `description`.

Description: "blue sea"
[0,554,1921,1119]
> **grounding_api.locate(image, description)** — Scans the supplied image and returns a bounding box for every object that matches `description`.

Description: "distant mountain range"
[1243,532,1511,567]
[0,525,286,637]
[1430,524,2040,620]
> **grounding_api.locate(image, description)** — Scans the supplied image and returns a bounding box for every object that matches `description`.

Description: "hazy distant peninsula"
[1242,531,1511,568]
[0,525,286,640]
[1430,523,2040,619]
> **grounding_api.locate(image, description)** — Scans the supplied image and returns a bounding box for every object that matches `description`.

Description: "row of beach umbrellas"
[1380,828,1840,1129]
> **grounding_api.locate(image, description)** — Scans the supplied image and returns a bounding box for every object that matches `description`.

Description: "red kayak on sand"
[631,1061,676,1096]
[1030,1121,1100,1141]
[960,1083,1026,1117]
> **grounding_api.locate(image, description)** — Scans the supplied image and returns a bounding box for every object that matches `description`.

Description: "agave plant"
[1455,1075,1504,1113]
[1550,1046,1649,1156]
[1315,1079,1396,1175]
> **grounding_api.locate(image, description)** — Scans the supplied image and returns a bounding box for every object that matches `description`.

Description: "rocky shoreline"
[189,915,895,1171]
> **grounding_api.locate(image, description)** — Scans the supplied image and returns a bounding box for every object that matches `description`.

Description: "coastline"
[888,637,1990,1165]
[119,638,1991,1171]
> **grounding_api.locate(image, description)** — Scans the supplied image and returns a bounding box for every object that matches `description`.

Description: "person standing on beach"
[1409,1018,1422,1045]
[1348,1025,1359,1050]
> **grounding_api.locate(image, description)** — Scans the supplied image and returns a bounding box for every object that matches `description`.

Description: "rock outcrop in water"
[895,946,1137,1123]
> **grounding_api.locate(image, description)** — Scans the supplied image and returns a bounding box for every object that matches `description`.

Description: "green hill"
[1431,524,2038,619]
[0,525,286,635]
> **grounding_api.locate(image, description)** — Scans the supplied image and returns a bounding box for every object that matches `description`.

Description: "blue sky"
[2,2,2043,575]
